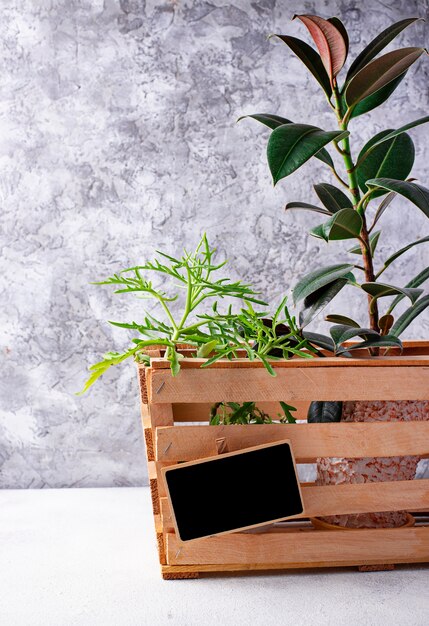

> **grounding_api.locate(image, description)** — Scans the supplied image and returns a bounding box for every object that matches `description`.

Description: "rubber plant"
[241,14,429,528]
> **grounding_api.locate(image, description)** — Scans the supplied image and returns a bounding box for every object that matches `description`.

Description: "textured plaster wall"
[1,0,428,488]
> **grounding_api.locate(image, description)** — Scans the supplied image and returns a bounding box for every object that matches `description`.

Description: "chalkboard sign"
[162,440,304,542]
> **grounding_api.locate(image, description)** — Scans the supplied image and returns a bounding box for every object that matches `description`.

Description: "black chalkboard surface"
[162,440,304,542]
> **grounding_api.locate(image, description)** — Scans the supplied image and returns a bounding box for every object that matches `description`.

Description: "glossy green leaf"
[356,130,415,197]
[314,182,353,212]
[270,35,332,97]
[302,331,335,352]
[325,314,360,327]
[345,47,426,109]
[350,73,406,119]
[293,264,354,304]
[362,116,429,154]
[390,295,429,337]
[311,208,362,241]
[379,236,429,273]
[267,124,348,184]
[361,282,423,304]
[365,178,429,219]
[307,401,342,423]
[387,267,429,314]
[239,114,334,167]
[349,231,380,256]
[293,14,347,80]
[370,191,397,229]
[285,201,332,215]
[346,18,421,81]
[336,334,402,354]
[298,276,351,328]
[329,324,379,348]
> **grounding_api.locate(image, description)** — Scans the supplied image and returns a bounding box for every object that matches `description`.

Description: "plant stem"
[332,86,379,333]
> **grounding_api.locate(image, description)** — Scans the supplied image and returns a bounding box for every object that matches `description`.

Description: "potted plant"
[240,14,429,528]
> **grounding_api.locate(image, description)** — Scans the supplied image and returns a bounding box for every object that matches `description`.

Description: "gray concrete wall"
[1,0,428,488]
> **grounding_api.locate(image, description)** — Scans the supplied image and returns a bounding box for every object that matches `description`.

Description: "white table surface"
[0,487,428,626]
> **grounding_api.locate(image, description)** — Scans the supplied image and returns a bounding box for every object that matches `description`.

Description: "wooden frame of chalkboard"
[162,439,304,542]
[137,341,429,580]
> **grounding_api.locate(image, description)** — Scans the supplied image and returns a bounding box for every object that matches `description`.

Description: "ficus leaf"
[365,178,429,219]
[370,191,397,229]
[293,264,354,304]
[240,114,335,168]
[301,331,335,353]
[390,295,429,337]
[336,334,402,354]
[387,267,429,314]
[329,324,379,348]
[360,116,429,155]
[378,236,429,274]
[346,17,422,81]
[345,47,427,109]
[307,401,342,423]
[285,201,332,215]
[267,124,348,184]
[349,231,380,256]
[311,208,362,241]
[350,72,406,119]
[361,282,423,304]
[328,17,349,58]
[325,314,360,327]
[314,182,353,212]
[298,276,351,328]
[293,14,347,81]
[270,35,332,97]
[356,130,415,197]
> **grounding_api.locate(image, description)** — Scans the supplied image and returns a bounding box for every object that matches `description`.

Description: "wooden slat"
[159,480,429,529]
[147,366,429,403]
[166,526,429,566]
[155,422,429,462]
[172,401,310,422]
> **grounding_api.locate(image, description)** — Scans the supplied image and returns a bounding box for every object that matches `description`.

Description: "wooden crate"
[138,341,429,579]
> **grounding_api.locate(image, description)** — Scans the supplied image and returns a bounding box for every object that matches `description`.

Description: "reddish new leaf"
[293,14,347,82]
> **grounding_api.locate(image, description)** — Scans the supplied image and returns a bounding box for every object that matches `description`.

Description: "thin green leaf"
[390,295,429,336]
[267,124,348,185]
[378,236,429,274]
[285,201,332,215]
[293,264,354,304]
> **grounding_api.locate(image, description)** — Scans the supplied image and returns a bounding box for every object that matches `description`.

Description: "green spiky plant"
[241,14,429,357]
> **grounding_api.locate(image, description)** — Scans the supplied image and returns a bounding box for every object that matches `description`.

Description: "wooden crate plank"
[155,422,429,463]
[172,401,310,422]
[158,480,429,528]
[147,366,429,403]
[166,526,429,566]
